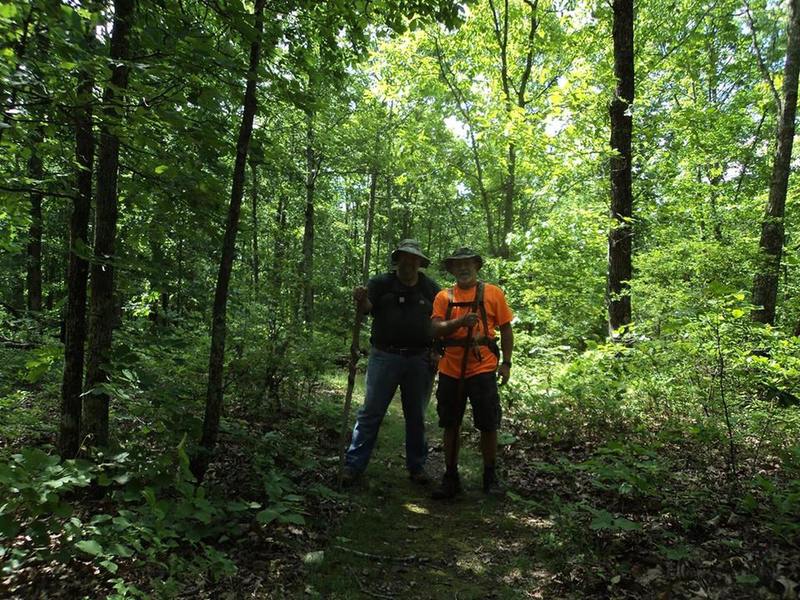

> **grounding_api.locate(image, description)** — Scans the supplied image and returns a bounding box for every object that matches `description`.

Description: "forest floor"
[3,371,800,599]
[281,375,800,600]
[299,394,542,599]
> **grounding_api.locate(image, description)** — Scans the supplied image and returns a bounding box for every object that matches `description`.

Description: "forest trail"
[302,391,549,599]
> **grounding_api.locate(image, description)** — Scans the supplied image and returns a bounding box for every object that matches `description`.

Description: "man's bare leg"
[443,425,461,470]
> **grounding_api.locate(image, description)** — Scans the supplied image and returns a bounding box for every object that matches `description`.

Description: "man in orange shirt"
[430,247,514,499]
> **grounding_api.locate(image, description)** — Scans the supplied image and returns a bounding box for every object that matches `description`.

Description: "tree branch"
[744,0,782,112]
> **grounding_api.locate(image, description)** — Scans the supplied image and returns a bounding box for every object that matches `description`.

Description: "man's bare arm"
[353,286,372,314]
[499,323,513,364]
[496,322,514,385]
[431,313,479,338]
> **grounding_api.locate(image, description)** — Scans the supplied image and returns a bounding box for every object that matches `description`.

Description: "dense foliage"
[1,0,799,597]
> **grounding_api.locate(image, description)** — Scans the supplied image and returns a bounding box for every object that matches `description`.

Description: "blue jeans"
[345,348,433,474]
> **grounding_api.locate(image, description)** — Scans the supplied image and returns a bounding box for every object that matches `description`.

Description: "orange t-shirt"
[432,282,513,379]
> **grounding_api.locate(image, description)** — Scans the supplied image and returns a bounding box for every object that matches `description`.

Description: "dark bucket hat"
[443,247,484,273]
[391,239,430,268]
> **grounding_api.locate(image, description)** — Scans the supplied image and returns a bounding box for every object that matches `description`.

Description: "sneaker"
[409,469,432,485]
[431,471,462,500]
[341,466,361,487]
[482,467,505,496]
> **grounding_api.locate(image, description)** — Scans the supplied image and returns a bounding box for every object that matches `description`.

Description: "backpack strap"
[443,283,489,332]
[476,281,489,340]
[444,287,456,321]
[440,282,493,361]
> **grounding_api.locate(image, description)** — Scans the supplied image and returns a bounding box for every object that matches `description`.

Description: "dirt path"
[302,397,550,599]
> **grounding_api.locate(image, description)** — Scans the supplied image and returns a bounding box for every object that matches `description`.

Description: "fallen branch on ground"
[334,545,429,563]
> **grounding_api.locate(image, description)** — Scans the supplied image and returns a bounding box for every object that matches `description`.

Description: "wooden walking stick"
[337,304,364,489]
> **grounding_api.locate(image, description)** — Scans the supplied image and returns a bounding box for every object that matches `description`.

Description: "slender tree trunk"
[752,0,800,325]
[607,0,634,336]
[489,0,538,258]
[501,142,515,258]
[60,65,94,459]
[301,108,319,325]
[26,128,44,312]
[401,188,413,240]
[385,172,394,266]
[432,35,498,256]
[191,0,266,480]
[83,0,135,447]
[363,167,378,280]
[176,234,184,313]
[250,161,260,294]
[272,193,286,293]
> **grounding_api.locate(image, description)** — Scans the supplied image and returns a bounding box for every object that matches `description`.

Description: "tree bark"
[301,108,319,325]
[432,35,498,256]
[607,0,634,336]
[250,160,260,294]
[26,128,44,312]
[489,0,538,258]
[60,62,95,459]
[752,0,800,325]
[272,193,286,294]
[191,0,266,481]
[363,167,379,281]
[83,0,135,448]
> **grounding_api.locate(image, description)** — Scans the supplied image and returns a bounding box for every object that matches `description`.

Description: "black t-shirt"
[367,272,441,348]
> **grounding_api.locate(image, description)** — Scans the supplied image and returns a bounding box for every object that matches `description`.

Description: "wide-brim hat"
[391,239,430,268]
[443,247,483,274]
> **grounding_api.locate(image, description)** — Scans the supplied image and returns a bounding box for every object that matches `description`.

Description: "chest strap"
[444,282,490,341]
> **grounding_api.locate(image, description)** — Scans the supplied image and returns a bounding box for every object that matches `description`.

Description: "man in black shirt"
[343,240,441,485]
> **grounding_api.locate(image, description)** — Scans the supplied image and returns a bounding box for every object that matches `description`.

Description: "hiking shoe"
[482,467,505,496]
[341,466,361,487]
[431,472,461,500]
[409,469,432,485]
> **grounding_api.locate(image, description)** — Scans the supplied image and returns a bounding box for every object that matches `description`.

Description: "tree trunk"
[191,0,266,481]
[752,0,800,325]
[363,167,378,281]
[250,160,260,294]
[60,64,94,459]
[432,35,498,256]
[26,128,44,312]
[501,142,515,258]
[83,0,135,448]
[301,108,318,325]
[489,0,538,258]
[272,193,286,294]
[607,0,634,336]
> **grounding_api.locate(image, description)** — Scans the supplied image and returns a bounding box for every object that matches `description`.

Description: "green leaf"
[75,539,104,556]
[108,543,134,558]
[52,502,73,518]
[0,4,18,18]
[256,508,280,524]
[154,165,169,174]
[279,512,305,525]
[100,559,118,573]
[0,513,20,539]
[497,432,517,445]
[303,550,324,567]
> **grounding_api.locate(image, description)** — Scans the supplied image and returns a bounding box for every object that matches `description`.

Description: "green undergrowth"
[0,366,351,599]
[2,346,800,598]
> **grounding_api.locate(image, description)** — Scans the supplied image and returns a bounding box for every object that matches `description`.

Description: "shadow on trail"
[304,400,554,599]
